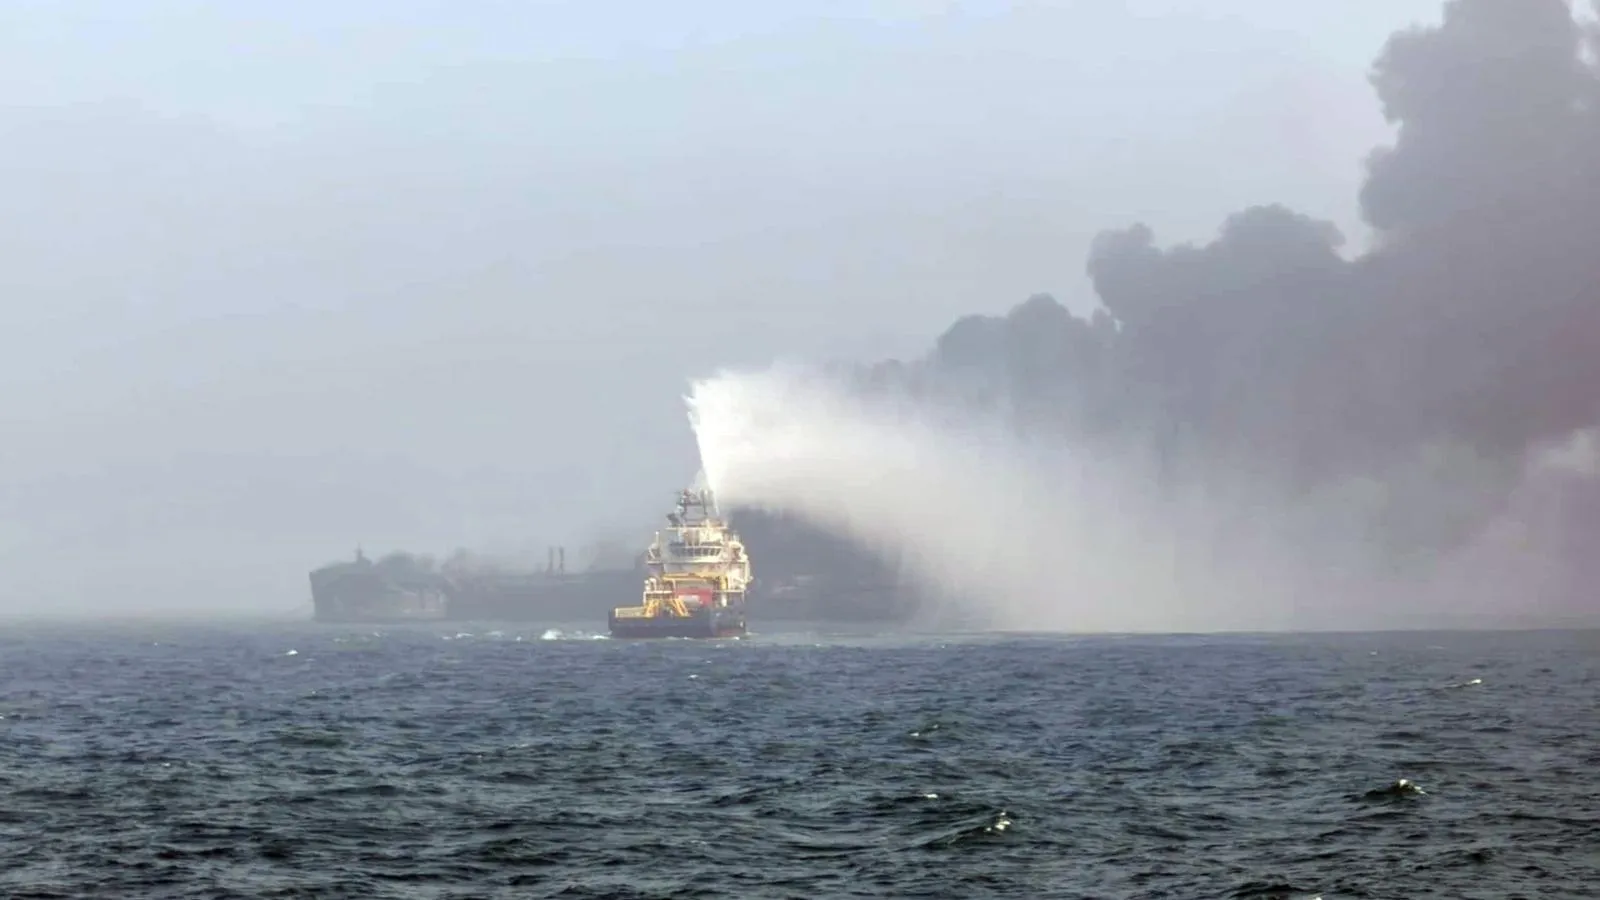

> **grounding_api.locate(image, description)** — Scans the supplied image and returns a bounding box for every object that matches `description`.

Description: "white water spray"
[684,364,1600,632]
[683,364,1338,633]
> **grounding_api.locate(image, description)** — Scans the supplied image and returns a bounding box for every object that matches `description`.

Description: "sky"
[0,0,1448,614]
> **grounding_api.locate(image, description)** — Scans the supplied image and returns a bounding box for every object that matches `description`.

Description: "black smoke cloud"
[842,0,1600,621]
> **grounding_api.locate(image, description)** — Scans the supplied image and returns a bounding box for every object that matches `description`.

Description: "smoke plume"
[687,0,1600,631]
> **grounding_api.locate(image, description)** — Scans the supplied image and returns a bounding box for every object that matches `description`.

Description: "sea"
[1,621,1596,899]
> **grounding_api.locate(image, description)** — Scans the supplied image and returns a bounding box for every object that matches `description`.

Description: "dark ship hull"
[309,553,449,623]
[309,548,641,624]
[311,589,448,623]
[608,603,747,639]
[444,569,638,622]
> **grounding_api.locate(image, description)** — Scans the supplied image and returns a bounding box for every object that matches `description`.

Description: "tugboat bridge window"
[668,544,722,559]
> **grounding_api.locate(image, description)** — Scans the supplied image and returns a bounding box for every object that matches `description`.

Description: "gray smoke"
[694,0,1600,629]
[949,0,1600,622]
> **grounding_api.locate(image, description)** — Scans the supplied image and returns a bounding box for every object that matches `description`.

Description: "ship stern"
[607,604,745,639]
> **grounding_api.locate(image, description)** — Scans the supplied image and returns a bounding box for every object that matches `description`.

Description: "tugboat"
[608,485,751,639]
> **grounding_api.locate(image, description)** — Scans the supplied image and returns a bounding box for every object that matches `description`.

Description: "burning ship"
[308,548,449,623]
[308,544,639,624]
[608,486,751,639]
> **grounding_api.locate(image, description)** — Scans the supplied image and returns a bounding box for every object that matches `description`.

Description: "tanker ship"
[608,485,751,639]
[309,548,449,623]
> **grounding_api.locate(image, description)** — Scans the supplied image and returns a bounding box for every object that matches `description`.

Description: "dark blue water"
[2,622,1596,898]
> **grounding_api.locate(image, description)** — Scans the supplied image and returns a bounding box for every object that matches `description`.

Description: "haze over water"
[1,0,1458,618]
[4,1,1600,897]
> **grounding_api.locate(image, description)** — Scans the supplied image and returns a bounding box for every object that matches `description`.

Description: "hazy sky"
[0,0,1446,613]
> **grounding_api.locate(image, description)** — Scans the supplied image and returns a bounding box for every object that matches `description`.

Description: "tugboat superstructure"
[608,486,751,639]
